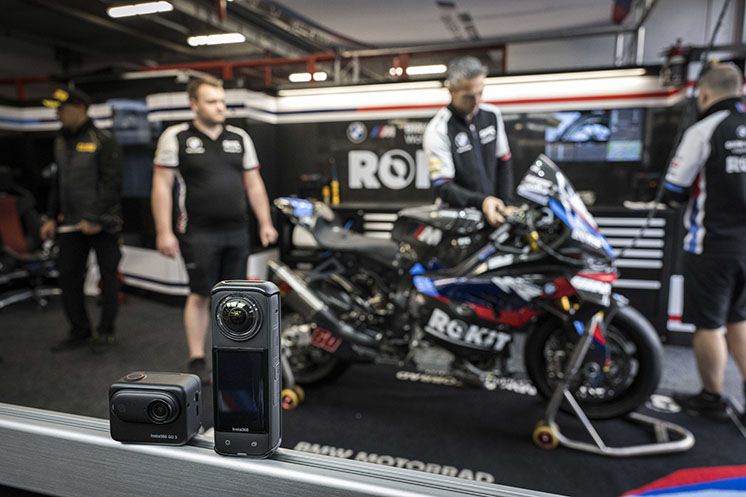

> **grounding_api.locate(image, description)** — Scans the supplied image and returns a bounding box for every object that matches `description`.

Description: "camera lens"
[217,296,261,340]
[148,399,175,424]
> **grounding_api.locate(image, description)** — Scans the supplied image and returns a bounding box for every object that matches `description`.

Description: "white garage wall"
[506,35,617,73]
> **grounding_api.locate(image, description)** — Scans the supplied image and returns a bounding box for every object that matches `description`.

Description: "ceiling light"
[187,33,246,46]
[288,72,328,83]
[405,64,447,76]
[107,1,173,18]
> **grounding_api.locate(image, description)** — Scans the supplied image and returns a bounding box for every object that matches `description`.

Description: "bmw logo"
[455,131,470,148]
[737,125,746,138]
[347,122,367,144]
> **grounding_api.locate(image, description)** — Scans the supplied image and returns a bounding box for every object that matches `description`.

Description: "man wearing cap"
[41,88,123,353]
[423,56,515,225]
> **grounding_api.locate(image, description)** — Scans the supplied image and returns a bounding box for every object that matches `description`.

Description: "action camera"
[212,280,281,458]
[109,371,201,445]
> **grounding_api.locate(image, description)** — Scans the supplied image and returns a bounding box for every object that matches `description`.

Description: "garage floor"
[1,291,745,496]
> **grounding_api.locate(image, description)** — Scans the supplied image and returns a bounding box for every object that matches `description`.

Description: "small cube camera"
[212,280,281,458]
[109,372,201,445]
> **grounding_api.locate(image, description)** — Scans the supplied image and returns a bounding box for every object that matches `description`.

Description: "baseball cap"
[42,88,91,108]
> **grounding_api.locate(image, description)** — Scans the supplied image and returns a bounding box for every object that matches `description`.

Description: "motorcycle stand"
[280,351,306,410]
[532,312,695,457]
[724,398,746,440]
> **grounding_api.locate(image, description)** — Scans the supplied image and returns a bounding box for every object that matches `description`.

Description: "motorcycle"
[269,155,663,419]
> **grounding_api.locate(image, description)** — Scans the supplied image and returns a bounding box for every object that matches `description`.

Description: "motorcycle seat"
[313,220,400,263]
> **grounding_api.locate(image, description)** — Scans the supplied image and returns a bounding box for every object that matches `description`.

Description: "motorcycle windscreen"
[516,154,614,258]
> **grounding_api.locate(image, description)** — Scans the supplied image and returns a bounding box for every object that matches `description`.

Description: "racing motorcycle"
[269,155,663,419]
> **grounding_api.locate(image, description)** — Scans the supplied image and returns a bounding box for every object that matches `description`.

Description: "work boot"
[188,357,211,385]
[673,390,729,421]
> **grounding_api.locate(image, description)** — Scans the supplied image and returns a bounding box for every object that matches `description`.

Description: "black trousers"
[57,231,122,338]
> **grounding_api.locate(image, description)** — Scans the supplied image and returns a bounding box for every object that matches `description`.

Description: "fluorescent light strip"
[405,64,447,76]
[107,1,173,18]
[187,33,246,47]
[288,72,328,83]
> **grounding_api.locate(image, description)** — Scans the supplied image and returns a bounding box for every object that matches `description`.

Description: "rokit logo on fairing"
[424,308,511,351]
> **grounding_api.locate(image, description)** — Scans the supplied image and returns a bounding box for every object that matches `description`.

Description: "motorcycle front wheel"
[524,305,663,419]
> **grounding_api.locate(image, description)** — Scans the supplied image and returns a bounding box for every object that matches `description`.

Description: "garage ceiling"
[275,0,614,47]
[0,0,640,99]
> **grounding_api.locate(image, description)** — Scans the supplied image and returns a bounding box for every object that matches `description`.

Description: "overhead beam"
[170,0,306,58]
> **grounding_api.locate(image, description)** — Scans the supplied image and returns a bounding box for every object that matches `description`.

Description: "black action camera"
[212,280,282,458]
[109,372,201,445]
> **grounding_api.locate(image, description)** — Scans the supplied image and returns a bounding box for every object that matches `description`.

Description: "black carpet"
[1,293,745,497]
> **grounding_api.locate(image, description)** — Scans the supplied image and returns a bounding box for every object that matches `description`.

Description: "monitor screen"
[544,108,643,162]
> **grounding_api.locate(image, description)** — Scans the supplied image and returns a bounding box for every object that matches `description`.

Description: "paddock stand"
[280,350,305,410]
[532,312,695,457]
[724,397,746,440]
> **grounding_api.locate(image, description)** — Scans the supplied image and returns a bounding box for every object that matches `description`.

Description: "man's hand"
[481,196,507,226]
[40,219,56,241]
[259,224,278,247]
[79,220,102,235]
[156,232,180,257]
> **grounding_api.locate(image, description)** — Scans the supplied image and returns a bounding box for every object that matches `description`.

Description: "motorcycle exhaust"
[267,260,382,350]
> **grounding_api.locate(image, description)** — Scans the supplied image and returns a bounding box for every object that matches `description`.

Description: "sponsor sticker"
[424,308,512,352]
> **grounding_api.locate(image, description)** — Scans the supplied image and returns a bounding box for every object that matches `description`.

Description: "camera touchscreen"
[214,349,268,433]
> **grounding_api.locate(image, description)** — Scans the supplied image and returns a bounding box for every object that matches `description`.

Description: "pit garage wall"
[1,72,693,341]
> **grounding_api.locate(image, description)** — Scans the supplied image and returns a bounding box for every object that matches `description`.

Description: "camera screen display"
[215,349,268,433]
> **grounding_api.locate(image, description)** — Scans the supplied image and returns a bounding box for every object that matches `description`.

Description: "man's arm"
[151,166,179,256]
[41,143,60,240]
[244,168,277,247]
[662,124,710,205]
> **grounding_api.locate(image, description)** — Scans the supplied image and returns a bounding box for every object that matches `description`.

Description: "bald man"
[664,63,746,420]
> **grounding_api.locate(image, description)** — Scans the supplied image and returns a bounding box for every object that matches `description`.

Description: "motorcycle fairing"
[413,275,540,329]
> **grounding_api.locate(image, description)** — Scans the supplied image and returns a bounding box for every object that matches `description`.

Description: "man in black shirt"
[663,63,746,419]
[40,88,123,353]
[423,56,515,225]
[151,77,277,381]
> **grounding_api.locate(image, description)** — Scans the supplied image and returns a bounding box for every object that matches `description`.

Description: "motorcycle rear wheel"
[282,312,349,385]
[524,305,662,419]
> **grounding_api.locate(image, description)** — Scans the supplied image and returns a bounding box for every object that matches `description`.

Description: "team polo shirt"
[423,103,512,207]
[154,122,259,232]
[664,98,746,255]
